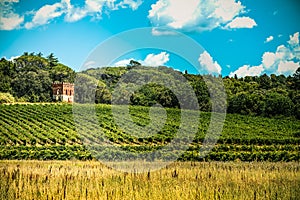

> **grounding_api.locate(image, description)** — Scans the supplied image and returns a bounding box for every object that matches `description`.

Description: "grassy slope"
[0,104,299,161]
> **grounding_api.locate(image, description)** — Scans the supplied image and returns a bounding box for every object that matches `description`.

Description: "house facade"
[52,82,74,102]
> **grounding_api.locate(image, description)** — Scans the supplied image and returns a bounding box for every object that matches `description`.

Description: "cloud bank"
[148,0,257,34]
[0,0,143,30]
[230,32,300,77]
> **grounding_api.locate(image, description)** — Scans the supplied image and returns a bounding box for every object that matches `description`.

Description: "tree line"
[78,65,300,119]
[0,53,299,118]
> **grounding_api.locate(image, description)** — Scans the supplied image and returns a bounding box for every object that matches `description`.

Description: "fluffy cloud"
[225,17,257,29]
[262,52,276,69]
[261,44,297,74]
[0,13,24,30]
[229,65,264,78]
[64,0,143,22]
[114,52,170,67]
[288,32,299,46]
[265,35,274,43]
[25,3,65,29]
[144,52,169,66]
[198,51,222,75]
[64,0,105,22]
[230,32,300,77]
[1,0,143,30]
[277,61,300,74]
[214,0,244,22]
[0,0,24,30]
[288,32,300,59]
[148,0,256,33]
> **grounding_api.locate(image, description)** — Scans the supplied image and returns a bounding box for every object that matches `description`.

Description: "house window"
[66,90,68,95]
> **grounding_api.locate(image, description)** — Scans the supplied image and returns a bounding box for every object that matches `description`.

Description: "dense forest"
[0,52,75,102]
[77,62,300,119]
[0,53,299,118]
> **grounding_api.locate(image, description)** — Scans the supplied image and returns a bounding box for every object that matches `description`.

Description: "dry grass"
[0,160,299,200]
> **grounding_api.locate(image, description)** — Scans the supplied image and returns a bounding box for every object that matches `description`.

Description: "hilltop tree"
[47,53,59,67]
[129,60,141,67]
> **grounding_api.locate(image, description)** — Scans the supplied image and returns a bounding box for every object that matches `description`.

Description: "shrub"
[0,92,15,104]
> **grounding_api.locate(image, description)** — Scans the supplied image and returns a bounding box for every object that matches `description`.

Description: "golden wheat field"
[0,161,299,200]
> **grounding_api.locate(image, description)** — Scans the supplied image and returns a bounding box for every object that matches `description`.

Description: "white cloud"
[114,52,170,67]
[65,0,142,22]
[225,17,257,29]
[262,52,276,69]
[198,51,222,74]
[288,32,299,46]
[0,0,24,30]
[229,65,264,78]
[148,0,256,34]
[3,0,143,29]
[0,13,24,30]
[213,0,244,22]
[230,32,300,77]
[65,8,87,22]
[276,45,294,60]
[86,0,104,12]
[262,44,295,71]
[64,1,99,22]
[265,35,274,43]
[25,3,65,29]
[278,61,300,74]
[143,52,169,66]
[25,0,104,27]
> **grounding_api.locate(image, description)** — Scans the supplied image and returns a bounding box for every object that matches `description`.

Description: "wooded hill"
[0,53,299,118]
[0,53,75,102]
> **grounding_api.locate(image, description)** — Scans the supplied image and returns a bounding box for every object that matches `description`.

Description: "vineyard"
[0,104,299,161]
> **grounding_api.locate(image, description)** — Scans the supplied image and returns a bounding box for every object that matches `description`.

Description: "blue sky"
[0,0,299,77]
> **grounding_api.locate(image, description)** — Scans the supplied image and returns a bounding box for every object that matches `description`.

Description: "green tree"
[47,53,59,67]
[0,58,15,92]
[12,70,52,102]
[264,92,294,116]
[50,64,75,82]
[95,81,111,104]
[74,73,98,103]
[259,74,272,89]
[129,60,141,67]
[292,67,300,90]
